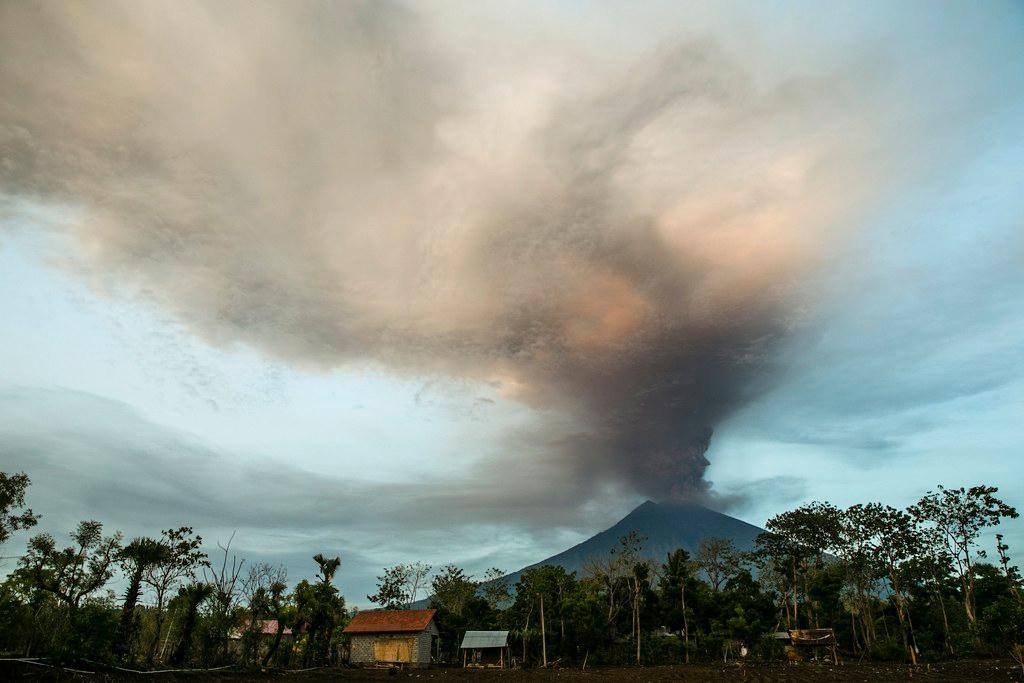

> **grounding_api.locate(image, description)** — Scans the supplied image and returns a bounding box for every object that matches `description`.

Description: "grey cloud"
[0,385,608,596]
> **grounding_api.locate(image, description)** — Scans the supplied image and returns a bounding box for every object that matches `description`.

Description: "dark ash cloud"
[0,1,941,502]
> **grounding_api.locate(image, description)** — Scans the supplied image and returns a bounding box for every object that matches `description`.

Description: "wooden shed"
[343,609,438,667]
[460,630,510,668]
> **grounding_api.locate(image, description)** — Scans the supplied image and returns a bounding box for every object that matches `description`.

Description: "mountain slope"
[411,500,765,607]
[501,499,765,586]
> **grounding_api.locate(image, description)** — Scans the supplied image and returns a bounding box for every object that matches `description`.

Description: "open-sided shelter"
[459,630,510,668]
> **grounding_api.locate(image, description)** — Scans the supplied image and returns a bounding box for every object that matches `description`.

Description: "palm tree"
[314,554,341,585]
[261,580,289,667]
[117,537,170,659]
[171,581,214,666]
[302,554,343,667]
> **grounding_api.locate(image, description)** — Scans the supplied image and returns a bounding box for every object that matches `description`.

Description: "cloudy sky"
[1,0,1023,603]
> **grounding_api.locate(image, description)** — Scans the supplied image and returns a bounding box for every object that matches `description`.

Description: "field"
[4,660,1023,682]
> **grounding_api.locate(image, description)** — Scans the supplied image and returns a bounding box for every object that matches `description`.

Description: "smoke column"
[1,1,907,500]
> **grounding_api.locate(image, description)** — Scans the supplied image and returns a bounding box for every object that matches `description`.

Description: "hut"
[343,609,438,667]
[773,628,839,664]
[459,630,510,668]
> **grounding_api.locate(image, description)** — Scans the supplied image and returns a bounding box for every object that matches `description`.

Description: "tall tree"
[297,553,344,667]
[659,548,698,662]
[17,520,122,610]
[406,562,432,606]
[142,527,207,664]
[367,564,413,609]
[240,563,287,667]
[848,504,920,663]
[910,485,1019,623]
[696,537,742,592]
[116,536,170,660]
[760,502,842,629]
[480,567,511,610]
[204,533,245,665]
[430,564,478,618]
[0,471,40,547]
[261,579,291,667]
[609,531,649,664]
[170,581,213,666]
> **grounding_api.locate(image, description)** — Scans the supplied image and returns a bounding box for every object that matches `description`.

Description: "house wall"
[349,624,436,666]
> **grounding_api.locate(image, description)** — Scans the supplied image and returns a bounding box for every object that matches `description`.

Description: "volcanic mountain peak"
[410,499,764,608]
[502,499,764,584]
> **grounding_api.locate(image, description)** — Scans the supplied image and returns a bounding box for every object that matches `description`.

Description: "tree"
[910,485,1019,623]
[833,503,884,651]
[481,568,511,609]
[240,562,287,667]
[430,564,477,618]
[659,548,698,662]
[261,578,290,667]
[847,504,921,663]
[116,536,170,660]
[626,558,654,664]
[17,520,122,610]
[995,534,1022,589]
[141,527,207,664]
[170,581,213,666]
[368,564,413,609]
[607,531,649,664]
[759,502,842,629]
[407,562,432,606]
[0,471,40,547]
[697,537,742,592]
[906,527,957,656]
[582,553,625,642]
[204,533,245,665]
[295,553,345,667]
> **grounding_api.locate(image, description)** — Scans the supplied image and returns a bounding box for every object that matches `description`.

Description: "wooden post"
[462,648,466,668]
[540,594,547,667]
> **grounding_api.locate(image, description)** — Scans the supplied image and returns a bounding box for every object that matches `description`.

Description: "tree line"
[1,471,1021,670]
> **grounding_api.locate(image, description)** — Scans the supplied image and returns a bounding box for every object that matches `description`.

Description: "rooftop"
[460,630,510,649]
[343,609,436,634]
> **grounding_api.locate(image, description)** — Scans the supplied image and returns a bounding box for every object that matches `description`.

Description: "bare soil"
[3,660,1022,682]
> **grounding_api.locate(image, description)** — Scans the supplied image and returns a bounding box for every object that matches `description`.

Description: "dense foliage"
[0,471,1020,671]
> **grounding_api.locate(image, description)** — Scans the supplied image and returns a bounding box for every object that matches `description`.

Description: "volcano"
[501,499,765,585]
[411,500,765,607]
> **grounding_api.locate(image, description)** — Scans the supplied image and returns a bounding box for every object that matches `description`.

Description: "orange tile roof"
[343,609,436,634]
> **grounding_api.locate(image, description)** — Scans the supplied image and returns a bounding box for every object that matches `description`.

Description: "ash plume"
[1,1,911,501]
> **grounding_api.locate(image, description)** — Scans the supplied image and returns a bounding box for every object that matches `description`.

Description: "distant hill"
[499,499,765,586]
[412,499,764,607]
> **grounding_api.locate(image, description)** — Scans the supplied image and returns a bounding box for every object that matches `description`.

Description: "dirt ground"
[3,660,1023,682]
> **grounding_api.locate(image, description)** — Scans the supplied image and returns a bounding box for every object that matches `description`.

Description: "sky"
[1,0,1023,604]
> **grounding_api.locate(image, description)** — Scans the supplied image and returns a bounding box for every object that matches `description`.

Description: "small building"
[774,628,839,664]
[228,618,293,641]
[460,630,510,668]
[343,609,438,667]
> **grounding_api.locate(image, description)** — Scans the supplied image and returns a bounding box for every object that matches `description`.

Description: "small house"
[228,618,293,641]
[459,630,510,668]
[343,609,438,667]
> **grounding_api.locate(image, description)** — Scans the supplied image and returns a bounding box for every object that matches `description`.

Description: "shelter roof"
[460,631,510,649]
[343,609,436,634]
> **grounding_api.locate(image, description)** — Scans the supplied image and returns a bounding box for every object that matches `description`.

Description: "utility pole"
[540,593,547,667]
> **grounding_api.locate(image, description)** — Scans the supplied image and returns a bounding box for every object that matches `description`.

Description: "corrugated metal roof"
[460,631,509,649]
[343,609,436,634]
